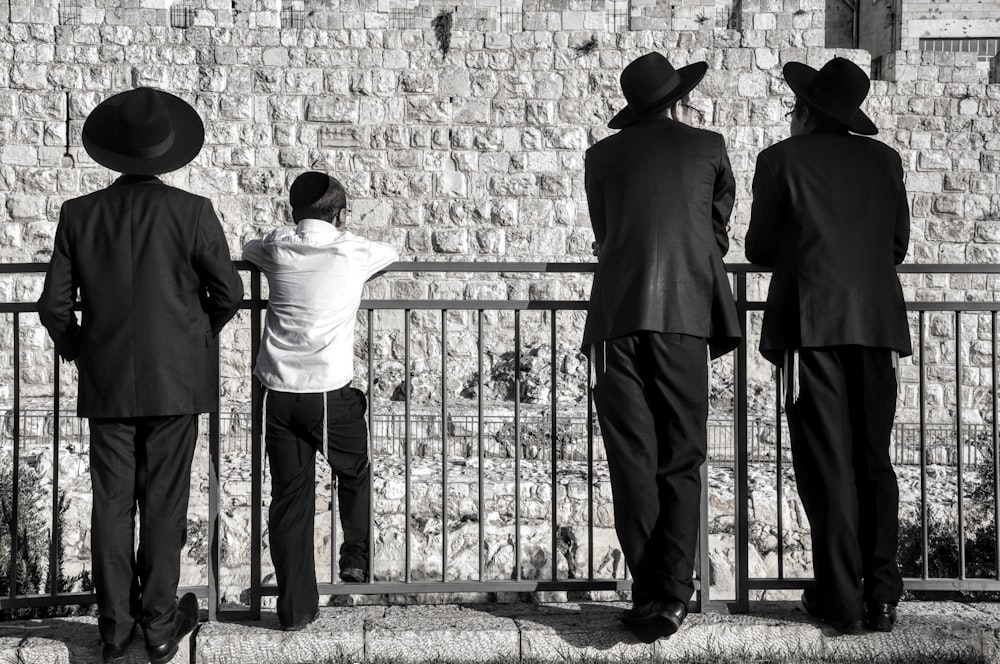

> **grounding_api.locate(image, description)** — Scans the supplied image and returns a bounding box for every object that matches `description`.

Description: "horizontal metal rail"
[2,261,1000,617]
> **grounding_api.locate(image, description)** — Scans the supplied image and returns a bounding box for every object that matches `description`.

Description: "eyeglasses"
[680,103,705,124]
[784,102,803,119]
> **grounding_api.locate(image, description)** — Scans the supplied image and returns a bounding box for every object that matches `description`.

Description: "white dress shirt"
[242,218,399,393]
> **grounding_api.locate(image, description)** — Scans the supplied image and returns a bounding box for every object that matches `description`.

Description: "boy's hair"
[289,171,347,223]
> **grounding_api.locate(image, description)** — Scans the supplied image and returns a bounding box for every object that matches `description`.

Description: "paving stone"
[195,606,381,664]
[366,604,520,662]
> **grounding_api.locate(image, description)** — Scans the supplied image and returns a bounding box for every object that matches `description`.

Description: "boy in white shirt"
[242,171,398,631]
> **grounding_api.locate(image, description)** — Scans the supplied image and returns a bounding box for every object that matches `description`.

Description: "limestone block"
[918,150,953,172]
[431,229,469,253]
[305,97,359,123]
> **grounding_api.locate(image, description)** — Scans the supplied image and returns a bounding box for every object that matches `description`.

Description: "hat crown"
[112,88,176,159]
[619,52,682,115]
[806,57,870,115]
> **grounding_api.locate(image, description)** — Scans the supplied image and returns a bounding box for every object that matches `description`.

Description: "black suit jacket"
[37,175,243,418]
[582,116,741,358]
[745,131,912,364]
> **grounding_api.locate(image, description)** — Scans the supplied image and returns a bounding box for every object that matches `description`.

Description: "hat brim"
[82,89,205,175]
[783,62,878,136]
[608,61,709,129]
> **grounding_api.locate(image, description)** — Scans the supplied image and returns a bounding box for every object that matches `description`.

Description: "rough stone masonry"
[1,0,999,605]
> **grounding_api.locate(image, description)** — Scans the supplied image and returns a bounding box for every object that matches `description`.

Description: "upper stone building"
[826,0,999,77]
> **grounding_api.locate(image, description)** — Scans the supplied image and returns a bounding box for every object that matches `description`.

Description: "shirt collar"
[295,218,339,234]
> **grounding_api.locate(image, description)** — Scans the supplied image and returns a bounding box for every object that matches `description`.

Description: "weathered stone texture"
[0,16,998,459]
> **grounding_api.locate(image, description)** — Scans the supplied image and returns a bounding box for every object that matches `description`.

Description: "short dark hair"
[290,173,347,223]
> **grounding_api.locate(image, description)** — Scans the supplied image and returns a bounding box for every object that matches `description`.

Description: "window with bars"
[389,7,416,29]
[59,0,81,25]
[498,0,522,33]
[919,37,1000,63]
[281,6,306,28]
[606,0,630,33]
[170,4,194,28]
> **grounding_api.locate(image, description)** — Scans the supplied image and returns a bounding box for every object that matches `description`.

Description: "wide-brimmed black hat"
[782,57,878,136]
[82,87,204,175]
[608,52,708,129]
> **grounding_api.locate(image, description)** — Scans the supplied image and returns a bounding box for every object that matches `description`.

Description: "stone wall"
[0,1,998,437]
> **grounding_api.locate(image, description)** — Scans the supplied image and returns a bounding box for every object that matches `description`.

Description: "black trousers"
[89,414,198,647]
[593,332,708,607]
[265,386,370,628]
[785,347,904,625]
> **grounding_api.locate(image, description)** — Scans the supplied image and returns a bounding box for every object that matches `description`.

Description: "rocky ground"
[9,427,988,608]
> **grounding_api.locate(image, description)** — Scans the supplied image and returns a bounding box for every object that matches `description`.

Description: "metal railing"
[2,262,1000,618]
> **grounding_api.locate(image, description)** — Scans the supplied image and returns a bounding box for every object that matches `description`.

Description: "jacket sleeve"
[746,151,782,267]
[892,151,910,265]
[712,134,736,257]
[193,199,243,335]
[584,148,606,246]
[37,203,80,361]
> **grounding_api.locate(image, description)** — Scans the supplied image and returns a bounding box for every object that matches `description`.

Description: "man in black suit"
[38,88,243,663]
[583,52,741,643]
[746,57,911,635]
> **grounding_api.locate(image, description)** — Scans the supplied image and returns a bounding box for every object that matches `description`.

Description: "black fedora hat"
[782,57,878,136]
[608,52,708,129]
[82,87,204,175]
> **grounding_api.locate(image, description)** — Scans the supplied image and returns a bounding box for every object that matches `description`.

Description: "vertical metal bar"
[550,310,558,581]
[250,269,263,619]
[698,446,709,610]
[514,310,522,582]
[587,353,595,580]
[368,310,375,584]
[208,367,220,620]
[405,310,412,582]
[441,309,449,582]
[478,310,485,582]
[993,311,999,580]
[775,369,784,580]
[734,272,750,612]
[919,310,929,580]
[10,313,20,599]
[49,347,61,597]
[956,311,965,579]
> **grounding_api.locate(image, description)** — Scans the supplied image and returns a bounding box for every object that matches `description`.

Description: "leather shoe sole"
[146,593,200,664]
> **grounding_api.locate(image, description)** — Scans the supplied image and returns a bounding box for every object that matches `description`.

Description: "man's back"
[38,175,242,417]
[583,117,737,353]
[746,132,911,360]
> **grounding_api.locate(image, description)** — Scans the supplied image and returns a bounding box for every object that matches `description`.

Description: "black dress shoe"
[101,624,138,664]
[801,590,863,636]
[339,567,368,583]
[281,608,321,632]
[864,601,897,632]
[146,593,200,664]
[621,599,687,644]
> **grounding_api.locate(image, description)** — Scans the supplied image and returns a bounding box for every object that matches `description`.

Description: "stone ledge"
[0,600,997,663]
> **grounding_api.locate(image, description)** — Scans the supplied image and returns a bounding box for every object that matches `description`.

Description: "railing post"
[734,271,750,613]
[250,268,263,620]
